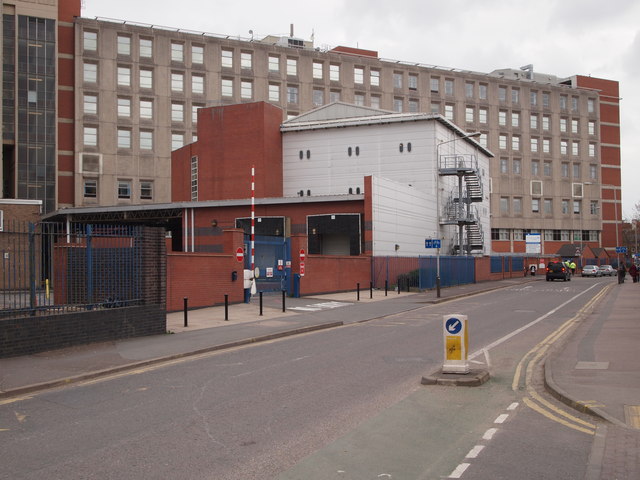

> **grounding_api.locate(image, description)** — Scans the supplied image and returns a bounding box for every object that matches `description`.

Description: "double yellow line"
[512,284,613,435]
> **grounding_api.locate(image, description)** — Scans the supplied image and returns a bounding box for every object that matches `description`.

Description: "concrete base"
[421,367,490,387]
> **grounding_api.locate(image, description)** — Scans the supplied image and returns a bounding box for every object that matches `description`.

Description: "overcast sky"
[82,0,640,219]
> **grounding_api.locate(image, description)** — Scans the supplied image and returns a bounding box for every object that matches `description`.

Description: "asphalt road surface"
[1,277,612,479]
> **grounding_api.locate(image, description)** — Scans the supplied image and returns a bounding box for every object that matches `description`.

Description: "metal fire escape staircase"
[439,154,485,254]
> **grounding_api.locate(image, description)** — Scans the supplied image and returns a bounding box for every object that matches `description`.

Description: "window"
[371,95,381,109]
[542,115,550,131]
[117,66,131,86]
[117,35,131,56]
[408,99,418,112]
[572,119,579,133]
[287,85,298,104]
[171,102,184,122]
[479,108,488,123]
[544,199,553,214]
[408,74,418,90]
[192,45,204,64]
[370,69,380,87]
[562,200,569,214]
[543,138,550,153]
[171,42,184,62]
[221,78,233,97]
[531,180,542,195]
[117,128,131,149]
[512,135,520,150]
[479,84,488,100]
[139,68,153,89]
[511,111,520,127]
[589,164,598,180]
[544,161,552,176]
[84,94,97,115]
[513,197,522,214]
[241,80,252,99]
[531,160,540,176]
[530,137,539,153]
[588,121,596,135]
[444,104,454,121]
[560,140,568,155]
[561,162,569,178]
[191,74,204,94]
[221,49,233,68]
[513,230,524,241]
[588,98,596,113]
[589,143,596,157]
[499,134,507,149]
[393,72,402,89]
[241,51,252,69]
[83,62,97,83]
[330,64,340,82]
[571,96,579,112]
[491,229,510,241]
[530,114,538,129]
[532,199,540,213]
[560,118,567,132]
[286,58,297,76]
[117,97,131,117]
[171,132,184,150]
[498,86,507,102]
[500,158,509,174]
[393,98,403,112]
[572,141,579,156]
[190,156,198,201]
[573,163,581,179]
[140,181,153,200]
[530,90,537,106]
[444,79,454,95]
[512,88,520,104]
[573,200,581,214]
[84,126,97,146]
[560,95,568,110]
[140,130,153,150]
[465,82,474,98]
[430,77,439,93]
[355,67,364,85]
[83,30,97,51]
[590,201,599,215]
[498,110,507,126]
[354,93,365,106]
[269,55,280,72]
[479,133,488,148]
[192,104,203,123]
[118,181,131,199]
[83,179,97,198]
[513,158,521,174]
[266,83,279,103]
[542,92,550,108]
[500,197,509,213]
[140,38,153,58]
[465,107,474,123]
[171,72,184,92]
[430,102,439,114]
[140,99,153,119]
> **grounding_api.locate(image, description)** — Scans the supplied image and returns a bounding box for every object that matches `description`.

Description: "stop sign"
[236,247,244,262]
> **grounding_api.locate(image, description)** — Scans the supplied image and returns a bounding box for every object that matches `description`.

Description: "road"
[0,277,612,479]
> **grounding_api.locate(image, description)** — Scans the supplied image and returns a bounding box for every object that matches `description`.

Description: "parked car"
[598,265,615,276]
[582,265,601,277]
[546,261,571,281]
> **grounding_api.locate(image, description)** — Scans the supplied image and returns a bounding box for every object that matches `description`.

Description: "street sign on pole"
[616,246,627,254]
[442,314,469,374]
[425,238,442,249]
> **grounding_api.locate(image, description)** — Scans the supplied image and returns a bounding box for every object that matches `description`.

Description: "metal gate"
[245,235,291,294]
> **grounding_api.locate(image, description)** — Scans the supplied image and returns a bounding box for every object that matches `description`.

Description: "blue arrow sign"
[425,238,442,249]
[445,317,462,335]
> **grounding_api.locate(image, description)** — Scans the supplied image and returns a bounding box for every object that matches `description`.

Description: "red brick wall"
[297,255,371,296]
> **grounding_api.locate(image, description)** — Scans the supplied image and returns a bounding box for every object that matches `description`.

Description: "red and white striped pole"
[251,165,255,274]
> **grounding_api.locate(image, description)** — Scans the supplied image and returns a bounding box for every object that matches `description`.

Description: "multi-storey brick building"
[1,3,622,255]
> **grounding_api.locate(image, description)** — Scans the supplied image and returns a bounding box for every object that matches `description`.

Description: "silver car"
[582,265,601,277]
[598,265,615,276]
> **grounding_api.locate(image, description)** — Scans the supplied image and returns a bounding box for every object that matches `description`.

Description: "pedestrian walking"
[629,263,638,283]
[618,263,627,284]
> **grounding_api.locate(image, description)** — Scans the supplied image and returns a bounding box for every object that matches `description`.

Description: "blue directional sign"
[425,238,442,249]
[445,317,462,335]
[616,246,627,253]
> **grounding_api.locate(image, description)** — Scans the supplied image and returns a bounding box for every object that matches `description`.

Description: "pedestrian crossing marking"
[288,301,352,312]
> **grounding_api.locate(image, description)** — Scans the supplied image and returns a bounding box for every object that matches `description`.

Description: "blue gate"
[418,255,475,289]
[245,235,291,294]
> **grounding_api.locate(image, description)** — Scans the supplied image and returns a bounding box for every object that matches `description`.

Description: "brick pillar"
[140,226,166,307]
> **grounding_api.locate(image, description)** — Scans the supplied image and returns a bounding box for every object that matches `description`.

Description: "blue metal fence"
[1,222,143,318]
[373,255,475,291]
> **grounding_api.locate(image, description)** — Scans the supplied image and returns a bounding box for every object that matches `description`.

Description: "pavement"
[1,274,639,478]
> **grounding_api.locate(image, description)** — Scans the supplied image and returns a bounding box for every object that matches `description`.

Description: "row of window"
[466,107,596,134]
[83,178,153,200]
[498,196,599,215]
[496,134,597,157]
[499,158,598,180]
[83,126,193,151]
[82,29,598,114]
[84,94,205,124]
[491,228,599,242]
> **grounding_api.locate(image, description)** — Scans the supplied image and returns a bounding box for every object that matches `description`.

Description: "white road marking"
[507,402,519,411]
[494,414,509,424]
[465,445,485,458]
[482,427,498,440]
[448,463,470,478]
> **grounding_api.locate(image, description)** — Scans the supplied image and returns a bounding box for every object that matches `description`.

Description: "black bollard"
[357,282,360,301]
[224,294,229,321]
[282,290,286,312]
[259,291,263,316]
[385,280,388,296]
[183,297,188,327]
[370,282,373,299]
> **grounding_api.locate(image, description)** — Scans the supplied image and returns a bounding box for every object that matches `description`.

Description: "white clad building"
[281,103,493,256]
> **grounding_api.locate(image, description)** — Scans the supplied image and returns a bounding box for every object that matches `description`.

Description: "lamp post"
[435,130,481,297]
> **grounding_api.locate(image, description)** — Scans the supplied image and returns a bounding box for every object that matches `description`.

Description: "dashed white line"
[483,427,498,440]
[448,463,470,478]
[494,413,509,424]
[507,402,519,411]
[465,445,485,459]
